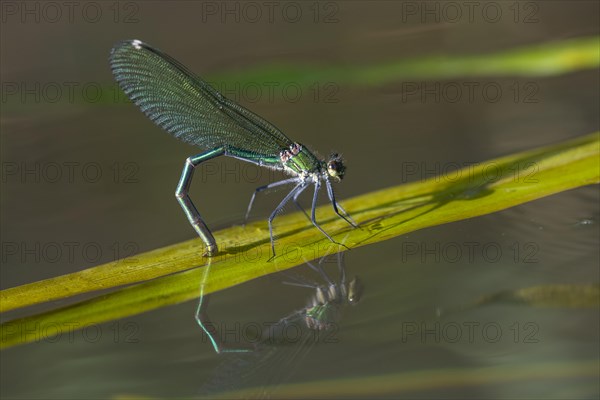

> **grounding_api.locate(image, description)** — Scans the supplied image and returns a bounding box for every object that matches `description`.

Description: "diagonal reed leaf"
[1,132,598,349]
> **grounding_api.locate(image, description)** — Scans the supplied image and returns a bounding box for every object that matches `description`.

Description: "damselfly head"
[326,153,345,181]
[347,276,363,305]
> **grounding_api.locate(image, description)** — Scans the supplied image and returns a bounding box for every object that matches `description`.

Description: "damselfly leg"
[243,177,302,225]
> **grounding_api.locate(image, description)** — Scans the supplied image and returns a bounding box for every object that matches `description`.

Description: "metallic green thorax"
[281,143,322,176]
[307,302,337,321]
[305,302,340,330]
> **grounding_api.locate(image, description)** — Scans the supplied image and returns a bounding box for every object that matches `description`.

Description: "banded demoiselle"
[199,252,363,396]
[110,40,357,257]
[198,250,363,354]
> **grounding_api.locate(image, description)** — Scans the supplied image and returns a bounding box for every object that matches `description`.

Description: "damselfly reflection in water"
[110,40,358,259]
[198,251,363,397]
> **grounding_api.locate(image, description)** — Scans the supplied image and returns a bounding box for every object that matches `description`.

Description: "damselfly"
[199,252,363,396]
[110,40,357,257]
[197,251,362,354]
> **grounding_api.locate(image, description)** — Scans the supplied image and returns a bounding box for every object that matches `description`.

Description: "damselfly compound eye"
[327,156,345,180]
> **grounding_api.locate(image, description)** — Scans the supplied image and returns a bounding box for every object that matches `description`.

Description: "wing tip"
[131,39,144,50]
[110,39,148,56]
